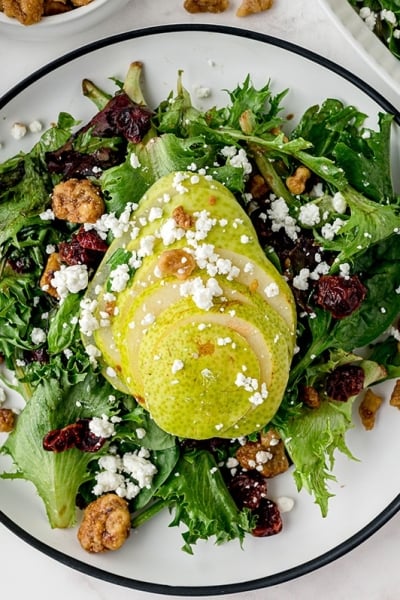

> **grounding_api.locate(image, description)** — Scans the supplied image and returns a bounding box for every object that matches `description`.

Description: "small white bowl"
[0,0,129,40]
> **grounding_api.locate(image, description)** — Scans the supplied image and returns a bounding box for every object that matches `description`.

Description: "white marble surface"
[1,1,400,598]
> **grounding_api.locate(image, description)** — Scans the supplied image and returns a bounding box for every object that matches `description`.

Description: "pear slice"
[80,170,296,401]
[116,273,293,410]
[137,299,290,439]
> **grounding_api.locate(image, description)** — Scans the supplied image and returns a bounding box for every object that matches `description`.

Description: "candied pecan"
[286,166,311,195]
[326,364,365,401]
[390,379,400,409]
[43,0,71,15]
[2,0,43,25]
[172,205,195,229]
[77,493,131,553]
[51,178,105,224]
[43,418,106,453]
[157,249,196,280]
[183,0,229,12]
[0,408,15,433]
[236,0,273,16]
[252,498,282,537]
[236,429,289,478]
[315,274,367,319]
[228,470,268,510]
[40,252,62,298]
[359,389,383,430]
[301,385,321,408]
[248,174,269,199]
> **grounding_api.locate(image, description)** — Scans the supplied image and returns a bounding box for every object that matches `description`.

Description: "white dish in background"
[319,0,400,95]
[0,0,130,41]
[1,25,400,596]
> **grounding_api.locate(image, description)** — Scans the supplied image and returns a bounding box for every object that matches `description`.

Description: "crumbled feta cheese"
[109,264,130,293]
[320,218,345,241]
[194,85,212,99]
[171,359,184,373]
[264,282,279,298]
[29,120,43,133]
[31,327,46,345]
[179,276,223,310]
[293,268,310,291]
[51,264,88,299]
[299,203,320,226]
[79,298,99,337]
[135,427,146,439]
[276,496,295,513]
[11,122,27,139]
[267,197,299,241]
[89,415,116,438]
[39,209,55,221]
[331,191,347,214]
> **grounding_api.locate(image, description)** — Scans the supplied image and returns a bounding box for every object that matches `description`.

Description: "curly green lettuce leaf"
[135,450,253,554]
[279,359,387,516]
[1,372,118,528]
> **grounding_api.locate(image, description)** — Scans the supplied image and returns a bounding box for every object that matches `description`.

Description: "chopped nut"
[390,379,400,409]
[172,205,195,229]
[40,252,62,298]
[236,429,289,478]
[248,174,269,199]
[77,493,131,553]
[183,0,229,13]
[158,249,196,280]
[359,389,383,430]
[286,166,311,195]
[301,385,321,409]
[0,408,15,433]
[236,0,273,17]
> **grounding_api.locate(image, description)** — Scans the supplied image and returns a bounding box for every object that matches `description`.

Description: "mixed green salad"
[348,0,400,59]
[1,60,400,554]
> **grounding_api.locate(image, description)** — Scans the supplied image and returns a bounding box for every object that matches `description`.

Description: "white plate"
[1,25,400,595]
[319,0,400,95]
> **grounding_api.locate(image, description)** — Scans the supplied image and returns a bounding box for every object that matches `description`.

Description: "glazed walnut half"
[77,493,131,553]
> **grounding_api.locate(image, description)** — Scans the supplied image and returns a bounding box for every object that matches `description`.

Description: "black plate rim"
[1,22,399,596]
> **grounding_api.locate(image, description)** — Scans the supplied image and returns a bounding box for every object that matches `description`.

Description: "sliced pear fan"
[80,171,297,437]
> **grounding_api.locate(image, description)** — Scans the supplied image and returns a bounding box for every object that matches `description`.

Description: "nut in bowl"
[0,0,129,39]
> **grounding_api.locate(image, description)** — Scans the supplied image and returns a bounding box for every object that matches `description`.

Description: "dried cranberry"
[74,419,106,452]
[43,423,77,452]
[315,274,367,319]
[326,364,365,401]
[46,145,121,179]
[43,418,105,453]
[75,228,108,252]
[59,238,91,266]
[59,228,107,268]
[252,498,283,537]
[229,471,268,511]
[87,93,154,143]
[25,348,49,364]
